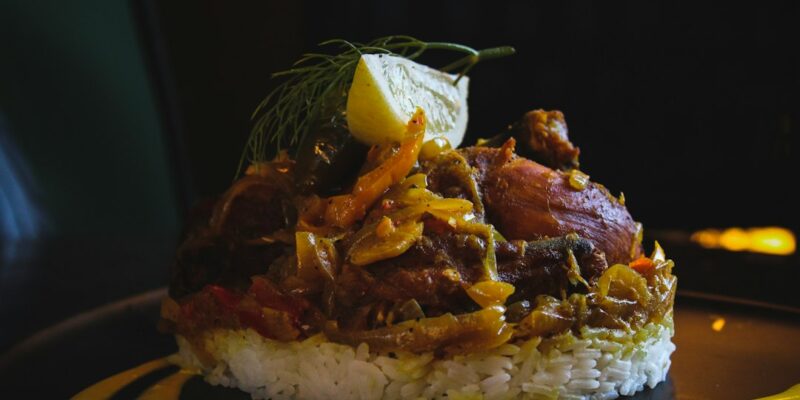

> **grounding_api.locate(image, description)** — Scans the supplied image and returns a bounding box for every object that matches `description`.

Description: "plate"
[1,288,798,399]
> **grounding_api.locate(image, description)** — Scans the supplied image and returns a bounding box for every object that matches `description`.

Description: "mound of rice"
[172,317,674,400]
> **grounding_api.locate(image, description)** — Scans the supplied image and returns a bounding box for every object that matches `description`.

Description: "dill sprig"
[240,35,515,174]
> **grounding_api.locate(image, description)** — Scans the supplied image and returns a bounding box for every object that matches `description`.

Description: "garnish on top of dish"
[160,36,677,400]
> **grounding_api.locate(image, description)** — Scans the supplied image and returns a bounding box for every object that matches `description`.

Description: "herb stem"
[240,36,514,177]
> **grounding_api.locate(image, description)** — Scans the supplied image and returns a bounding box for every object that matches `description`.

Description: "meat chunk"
[511,109,580,170]
[334,231,482,320]
[496,235,607,302]
[169,236,284,299]
[461,141,641,265]
[210,172,294,238]
[478,110,580,170]
[170,164,295,299]
[333,230,608,328]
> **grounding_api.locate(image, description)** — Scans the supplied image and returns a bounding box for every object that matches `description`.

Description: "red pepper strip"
[630,256,655,274]
[205,285,243,311]
[179,301,195,320]
[234,299,300,341]
[206,282,302,340]
[248,276,308,317]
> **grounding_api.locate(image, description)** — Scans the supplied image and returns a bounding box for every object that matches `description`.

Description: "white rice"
[173,319,674,400]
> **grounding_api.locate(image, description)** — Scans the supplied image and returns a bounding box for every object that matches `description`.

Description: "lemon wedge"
[346,54,469,146]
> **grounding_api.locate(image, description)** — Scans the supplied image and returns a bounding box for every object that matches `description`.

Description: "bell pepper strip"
[235,298,300,341]
[348,220,424,266]
[466,281,516,308]
[324,305,510,354]
[206,284,243,311]
[630,256,655,274]
[200,281,306,341]
[295,232,338,282]
[321,109,426,228]
[248,276,320,325]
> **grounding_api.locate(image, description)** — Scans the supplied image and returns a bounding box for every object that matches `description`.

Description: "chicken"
[459,140,641,265]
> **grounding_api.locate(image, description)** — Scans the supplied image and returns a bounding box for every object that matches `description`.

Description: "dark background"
[147,0,799,235]
[0,0,798,356]
[2,0,797,238]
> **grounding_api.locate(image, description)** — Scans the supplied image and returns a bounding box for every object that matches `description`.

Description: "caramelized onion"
[324,305,510,354]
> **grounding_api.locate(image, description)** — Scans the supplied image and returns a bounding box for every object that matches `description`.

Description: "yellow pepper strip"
[466,281,516,308]
[348,220,424,266]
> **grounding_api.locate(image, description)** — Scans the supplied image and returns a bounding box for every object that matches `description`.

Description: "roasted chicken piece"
[458,140,641,265]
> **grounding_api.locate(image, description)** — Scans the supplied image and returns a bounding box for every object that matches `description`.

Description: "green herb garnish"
[239,35,514,175]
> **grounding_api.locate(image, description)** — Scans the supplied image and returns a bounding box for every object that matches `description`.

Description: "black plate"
[1,288,798,399]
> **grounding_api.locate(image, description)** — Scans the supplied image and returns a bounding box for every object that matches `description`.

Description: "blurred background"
[1,0,798,352]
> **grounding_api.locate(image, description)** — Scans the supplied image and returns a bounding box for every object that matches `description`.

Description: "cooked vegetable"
[466,281,515,308]
[629,256,655,274]
[392,298,425,323]
[322,115,424,228]
[348,220,424,266]
[295,232,338,282]
[419,137,452,161]
[514,251,676,339]
[324,305,510,354]
[597,264,651,306]
[568,169,590,190]
[505,300,531,323]
[518,295,582,337]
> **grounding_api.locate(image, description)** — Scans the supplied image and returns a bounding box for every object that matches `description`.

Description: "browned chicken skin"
[459,140,641,266]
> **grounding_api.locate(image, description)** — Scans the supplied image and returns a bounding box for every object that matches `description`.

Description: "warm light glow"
[691,227,796,256]
[719,228,750,251]
[711,317,726,332]
[749,228,796,255]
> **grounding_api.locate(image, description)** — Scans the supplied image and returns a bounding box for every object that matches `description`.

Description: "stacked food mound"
[160,37,677,400]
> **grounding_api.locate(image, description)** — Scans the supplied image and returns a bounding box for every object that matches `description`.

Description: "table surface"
[0,236,177,354]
